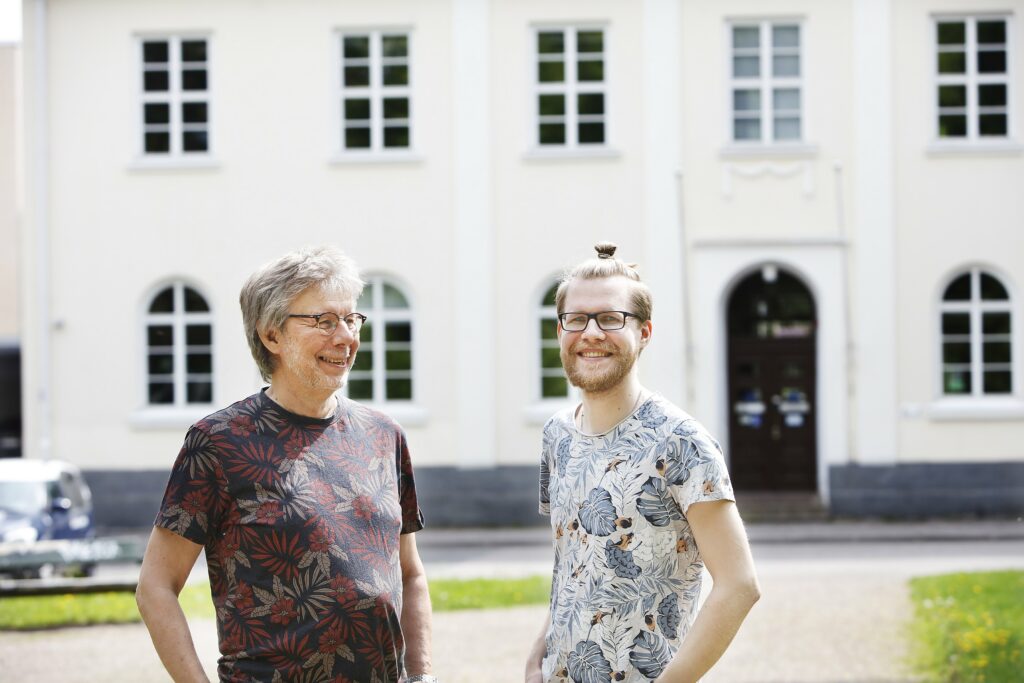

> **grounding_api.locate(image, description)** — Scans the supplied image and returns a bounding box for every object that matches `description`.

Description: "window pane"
[938,85,967,107]
[942,342,972,364]
[383,284,409,309]
[938,115,967,137]
[383,97,409,119]
[977,50,1007,74]
[538,61,565,83]
[186,325,212,345]
[145,103,170,124]
[979,114,1007,137]
[540,123,566,145]
[733,118,761,141]
[773,88,800,110]
[577,59,604,82]
[383,126,409,148]
[577,31,603,53]
[148,354,173,374]
[943,274,971,300]
[542,376,568,398]
[937,51,966,74]
[943,370,970,394]
[772,55,800,77]
[187,353,213,373]
[182,102,208,123]
[977,21,1006,44]
[386,350,411,371]
[344,66,370,87]
[733,89,760,111]
[578,122,604,144]
[733,56,759,78]
[980,273,1008,300]
[978,84,1007,107]
[983,342,1011,364]
[983,313,1011,335]
[772,25,799,48]
[149,289,174,313]
[542,285,558,307]
[182,70,207,91]
[181,40,206,62]
[149,382,175,404]
[382,65,409,86]
[143,71,170,92]
[733,26,759,49]
[386,379,412,400]
[983,371,1012,394]
[344,36,369,59]
[540,318,558,340]
[937,22,965,45]
[143,41,169,63]
[182,131,208,152]
[382,35,408,57]
[539,94,565,116]
[942,313,970,335]
[541,347,562,369]
[184,287,209,311]
[538,31,564,54]
[348,379,373,400]
[352,350,371,371]
[345,98,371,120]
[345,127,371,149]
[385,322,412,342]
[773,117,800,140]
[577,93,604,115]
[187,382,212,403]
[145,132,170,153]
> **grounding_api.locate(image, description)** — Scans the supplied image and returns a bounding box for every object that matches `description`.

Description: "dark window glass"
[345,127,371,149]
[937,22,965,45]
[182,102,208,123]
[542,376,568,398]
[540,318,558,340]
[942,342,972,364]
[344,36,370,59]
[144,71,170,92]
[943,370,970,394]
[182,131,208,152]
[383,97,409,119]
[541,347,562,369]
[186,325,211,345]
[149,289,174,313]
[187,353,213,373]
[727,270,815,338]
[382,65,408,86]
[538,61,565,83]
[352,351,371,371]
[145,132,171,153]
[144,103,170,124]
[385,350,411,371]
[983,313,1011,335]
[143,41,170,62]
[938,85,967,107]
[385,323,412,343]
[980,273,1008,300]
[538,31,564,54]
[539,123,566,145]
[943,274,971,300]
[382,35,408,57]
[149,382,175,404]
[181,40,207,62]
[386,379,412,400]
[184,288,209,311]
[977,50,1007,74]
[348,379,373,400]
[983,342,1011,364]
[577,60,604,82]
[578,122,605,144]
[937,52,966,74]
[187,382,212,403]
[977,21,1006,44]
[942,313,970,335]
[983,371,1012,394]
[182,69,207,91]
[383,127,409,148]
[345,98,371,120]
[148,325,173,346]
[979,84,1007,107]
[344,66,370,87]
[577,31,603,53]
[939,115,967,137]
[542,285,558,307]
[979,114,1007,137]
[539,94,565,116]
[578,93,604,115]
[148,354,173,374]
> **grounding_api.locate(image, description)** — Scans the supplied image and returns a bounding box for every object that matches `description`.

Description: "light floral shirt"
[539,395,734,683]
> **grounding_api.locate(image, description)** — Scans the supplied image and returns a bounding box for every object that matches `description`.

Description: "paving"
[1,520,1022,682]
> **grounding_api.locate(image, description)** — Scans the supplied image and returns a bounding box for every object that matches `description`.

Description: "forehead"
[289,284,356,313]
[562,276,635,312]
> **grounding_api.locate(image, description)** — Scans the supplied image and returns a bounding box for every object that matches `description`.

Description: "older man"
[137,246,435,683]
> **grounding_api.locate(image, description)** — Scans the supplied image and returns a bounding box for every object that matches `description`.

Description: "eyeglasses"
[288,312,367,335]
[558,311,640,332]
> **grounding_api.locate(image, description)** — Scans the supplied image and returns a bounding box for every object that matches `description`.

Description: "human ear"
[258,326,282,355]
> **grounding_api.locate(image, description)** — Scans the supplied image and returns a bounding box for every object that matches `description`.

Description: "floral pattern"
[539,395,734,683]
[156,390,423,682]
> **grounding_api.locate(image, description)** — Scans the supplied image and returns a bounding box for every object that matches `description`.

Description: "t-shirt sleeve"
[668,422,735,514]
[396,428,425,534]
[154,425,224,546]
[539,420,555,516]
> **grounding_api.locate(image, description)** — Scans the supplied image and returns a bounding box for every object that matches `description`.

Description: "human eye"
[343,313,364,331]
[563,313,589,330]
[597,312,625,329]
[316,314,339,333]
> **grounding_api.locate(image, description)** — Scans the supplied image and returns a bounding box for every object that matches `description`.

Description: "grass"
[0,575,550,630]
[909,570,1024,682]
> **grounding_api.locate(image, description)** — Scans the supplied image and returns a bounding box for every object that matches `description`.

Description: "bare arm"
[399,532,433,677]
[136,526,209,683]
[524,613,551,683]
[655,500,760,683]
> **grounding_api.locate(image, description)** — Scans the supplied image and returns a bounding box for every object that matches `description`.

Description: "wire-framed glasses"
[287,312,367,335]
[558,310,639,332]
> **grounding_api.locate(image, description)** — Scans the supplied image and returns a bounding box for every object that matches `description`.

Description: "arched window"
[145,282,213,406]
[538,282,569,399]
[940,268,1012,396]
[348,276,413,402]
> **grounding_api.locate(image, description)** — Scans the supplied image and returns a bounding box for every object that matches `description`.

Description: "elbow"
[742,576,762,609]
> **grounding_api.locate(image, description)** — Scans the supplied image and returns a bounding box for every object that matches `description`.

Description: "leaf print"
[579,487,619,536]
[566,640,612,683]
[657,593,681,639]
[636,476,682,527]
[604,536,642,579]
[635,401,667,429]
[629,630,671,679]
[556,436,573,474]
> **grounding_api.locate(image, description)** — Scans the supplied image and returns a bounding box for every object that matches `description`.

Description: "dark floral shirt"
[155,390,424,683]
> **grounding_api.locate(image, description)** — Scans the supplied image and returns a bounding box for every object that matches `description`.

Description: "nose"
[579,318,606,338]
[329,322,357,344]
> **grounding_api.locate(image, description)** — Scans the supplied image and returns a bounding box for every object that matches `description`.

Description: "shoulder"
[343,400,405,437]
[542,405,577,440]
[188,392,264,435]
[649,396,724,457]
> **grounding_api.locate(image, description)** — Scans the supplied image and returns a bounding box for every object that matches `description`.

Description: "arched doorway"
[727,266,817,491]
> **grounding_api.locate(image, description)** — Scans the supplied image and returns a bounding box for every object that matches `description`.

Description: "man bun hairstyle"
[555,241,653,323]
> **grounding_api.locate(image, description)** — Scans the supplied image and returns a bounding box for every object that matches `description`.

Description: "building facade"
[17,0,1024,528]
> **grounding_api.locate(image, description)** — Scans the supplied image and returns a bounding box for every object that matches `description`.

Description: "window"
[538,283,570,399]
[139,37,210,156]
[339,31,412,152]
[730,21,802,143]
[535,27,607,147]
[935,17,1010,139]
[348,277,413,402]
[145,282,213,406]
[940,268,1013,396]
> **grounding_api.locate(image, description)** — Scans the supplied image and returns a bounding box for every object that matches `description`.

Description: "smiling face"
[260,285,360,406]
[557,276,652,395]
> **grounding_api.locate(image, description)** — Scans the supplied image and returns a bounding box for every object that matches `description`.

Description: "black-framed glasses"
[558,310,639,332]
[288,312,367,335]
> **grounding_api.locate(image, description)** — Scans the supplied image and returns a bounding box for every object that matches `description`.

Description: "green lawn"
[0,575,551,630]
[909,570,1024,683]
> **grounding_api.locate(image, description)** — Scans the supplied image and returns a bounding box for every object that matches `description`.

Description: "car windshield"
[0,480,48,516]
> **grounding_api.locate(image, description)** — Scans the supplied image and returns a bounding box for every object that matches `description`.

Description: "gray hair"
[240,246,365,381]
[555,241,653,322]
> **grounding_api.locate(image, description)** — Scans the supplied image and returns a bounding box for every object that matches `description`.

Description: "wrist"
[405,675,438,683]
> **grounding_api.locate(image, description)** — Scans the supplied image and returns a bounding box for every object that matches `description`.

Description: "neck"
[578,376,646,435]
[265,383,337,419]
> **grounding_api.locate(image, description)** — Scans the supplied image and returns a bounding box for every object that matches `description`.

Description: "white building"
[16,0,1024,528]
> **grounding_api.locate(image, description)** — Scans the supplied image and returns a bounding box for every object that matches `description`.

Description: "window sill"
[129,406,216,430]
[926,140,1024,157]
[927,398,1024,422]
[329,151,424,166]
[363,403,429,427]
[523,146,621,162]
[128,156,221,171]
[719,143,818,160]
[523,401,574,426]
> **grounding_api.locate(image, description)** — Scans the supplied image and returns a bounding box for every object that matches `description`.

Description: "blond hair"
[555,242,653,322]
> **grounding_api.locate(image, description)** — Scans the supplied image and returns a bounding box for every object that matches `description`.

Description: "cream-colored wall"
[893,0,1024,462]
[0,44,18,341]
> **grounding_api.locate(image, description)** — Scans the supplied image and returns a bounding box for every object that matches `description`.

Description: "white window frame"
[727,19,804,147]
[141,281,214,410]
[932,14,1014,145]
[134,34,214,165]
[526,279,579,424]
[333,28,416,160]
[530,24,610,154]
